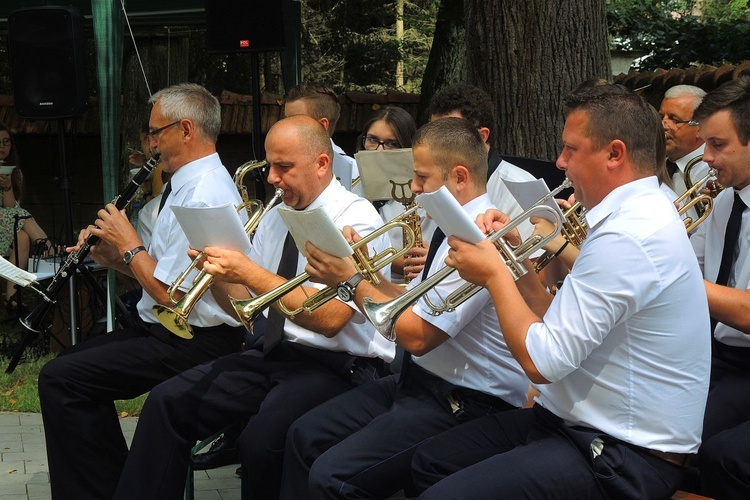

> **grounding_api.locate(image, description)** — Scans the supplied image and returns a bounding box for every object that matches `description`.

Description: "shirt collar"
[168,152,222,194]
[735,184,750,208]
[282,175,343,212]
[584,176,659,230]
[675,143,705,171]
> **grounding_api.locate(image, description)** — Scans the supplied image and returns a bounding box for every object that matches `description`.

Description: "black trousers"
[113,341,380,500]
[38,320,243,500]
[699,343,750,499]
[281,364,514,500]
[412,404,685,500]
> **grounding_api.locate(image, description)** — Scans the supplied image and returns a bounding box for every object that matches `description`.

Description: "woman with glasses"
[0,124,52,313]
[355,106,436,282]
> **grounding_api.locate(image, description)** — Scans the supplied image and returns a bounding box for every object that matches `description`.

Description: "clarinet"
[20,153,161,333]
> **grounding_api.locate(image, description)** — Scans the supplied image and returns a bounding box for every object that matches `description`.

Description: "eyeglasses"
[0,139,11,146]
[661,116,697,129]
[147,121,180,138]
[362,135,401,151]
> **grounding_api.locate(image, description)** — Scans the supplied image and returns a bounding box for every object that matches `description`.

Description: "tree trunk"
[417,0,467,125]
[465,0,610,160]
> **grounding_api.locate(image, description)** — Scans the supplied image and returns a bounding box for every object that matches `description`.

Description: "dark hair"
[284,82,341,132]
[693,76,750,145]
[427,83,494,131]
[355,106,417,152]
[412,117,488,189]
[0,123,24,201]
[563,84,662,174]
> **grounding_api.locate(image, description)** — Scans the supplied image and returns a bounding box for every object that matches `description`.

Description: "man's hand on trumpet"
[403,245,427,281]
[188,246,255,286]
[474,208,522,246]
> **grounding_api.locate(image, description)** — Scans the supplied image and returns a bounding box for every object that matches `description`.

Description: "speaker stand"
[56,119,82,344]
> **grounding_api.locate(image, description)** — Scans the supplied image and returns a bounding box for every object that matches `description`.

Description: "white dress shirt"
[250,177,395,362]
[136,193,161,248]
[527,176,710,453]
[486,160,540,248]
[410,194,529,408]
[671,143,709,197]
[692,185,750,347]
[138,153,244,328]
[332,140,363,196]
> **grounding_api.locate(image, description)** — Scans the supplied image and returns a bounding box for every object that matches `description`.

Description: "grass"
[0,353,148,416]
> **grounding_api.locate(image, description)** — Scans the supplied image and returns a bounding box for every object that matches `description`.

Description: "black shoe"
[235,465,243,477]
[191,433,240,470]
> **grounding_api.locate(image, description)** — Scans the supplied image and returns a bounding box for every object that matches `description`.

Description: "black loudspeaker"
[7,6,88,120]
[206,0,291,53]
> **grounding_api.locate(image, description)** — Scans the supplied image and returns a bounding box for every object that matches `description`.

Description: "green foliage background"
[608,0,750,71]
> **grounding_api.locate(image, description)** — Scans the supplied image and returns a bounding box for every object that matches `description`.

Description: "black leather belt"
[647,449,692,468]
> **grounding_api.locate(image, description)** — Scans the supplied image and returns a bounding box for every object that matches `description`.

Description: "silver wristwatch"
[336,273,365,302]
[123,245,146,265]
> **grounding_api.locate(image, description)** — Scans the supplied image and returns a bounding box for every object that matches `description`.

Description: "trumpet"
[364,179,571,341]
[153,161,280,339]
[390,179,422,284]
[677,167,720,233]
[229,206,421,331]
[532,201,587,273]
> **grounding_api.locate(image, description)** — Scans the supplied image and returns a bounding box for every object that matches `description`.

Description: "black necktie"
[422,228,446,277]
[400,227,446,380]
[712,192,746,334]
[263,231,299,355]
[157,181,172,214]
[666,160,679,179]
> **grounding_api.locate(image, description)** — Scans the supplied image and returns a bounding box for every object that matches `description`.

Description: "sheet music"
[503,178,565,223]
[171,203,252,254]
[278,206,353,258]
[415,186,486,244]
[0,255,37,287]
[355,149,414,201]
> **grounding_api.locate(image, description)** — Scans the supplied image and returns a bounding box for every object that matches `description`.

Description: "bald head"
[267,115,333,159]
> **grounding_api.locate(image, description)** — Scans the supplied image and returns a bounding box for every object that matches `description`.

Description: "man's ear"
[478,127,491,144]
[453,165,470,187]
[607,140,626,169]
[318,117,330,132]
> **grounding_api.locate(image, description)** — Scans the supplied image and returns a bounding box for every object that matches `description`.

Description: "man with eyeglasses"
[659,85,710,194]
[38,83,246,500]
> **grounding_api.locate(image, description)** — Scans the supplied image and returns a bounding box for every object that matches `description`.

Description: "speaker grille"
[8,7,88,120]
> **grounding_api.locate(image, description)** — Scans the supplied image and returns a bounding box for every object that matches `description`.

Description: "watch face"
[123,251,133,264]
[337,284,353,302]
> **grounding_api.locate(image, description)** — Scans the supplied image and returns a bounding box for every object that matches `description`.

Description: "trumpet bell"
[153,304,194,339]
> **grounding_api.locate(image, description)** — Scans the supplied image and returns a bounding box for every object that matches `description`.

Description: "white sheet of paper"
[0,255,37,286]
[415,186,485,244]
[278,206,353,258]
[354,149,414,201]
[503,178,564,223]
[171,203,251,253]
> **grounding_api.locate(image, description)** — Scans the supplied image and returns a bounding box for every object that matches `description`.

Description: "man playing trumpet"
[282,117,530,499]
[690,76,750,499]
[111,115,393,500]
[411,84,710,499]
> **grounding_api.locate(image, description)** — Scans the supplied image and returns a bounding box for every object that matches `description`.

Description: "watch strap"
[123,245,146,264]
